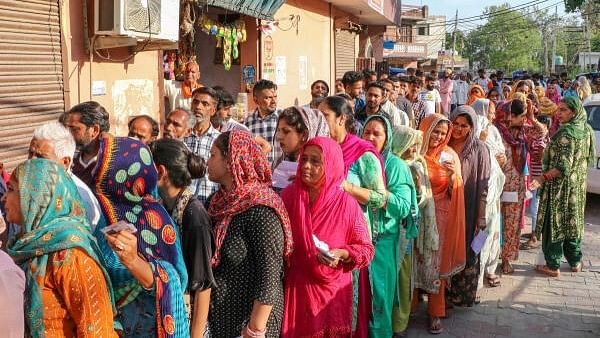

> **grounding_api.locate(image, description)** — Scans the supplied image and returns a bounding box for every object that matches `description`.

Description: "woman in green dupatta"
[4,159,116,338]
[391,125,438,336]
[533,96,596,277]
[361,115,418,338]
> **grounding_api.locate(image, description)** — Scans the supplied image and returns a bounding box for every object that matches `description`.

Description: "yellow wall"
[61,0,161,137]
[262,0,335,108]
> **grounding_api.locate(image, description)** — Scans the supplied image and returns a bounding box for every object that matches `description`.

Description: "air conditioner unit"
[95,0,180,41]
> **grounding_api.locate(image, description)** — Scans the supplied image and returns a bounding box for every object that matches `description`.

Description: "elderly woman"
[391,126,437,336]
[319,95,386,336]
[447,106,491,306]
[361,115,418,337]
[149,138,216,337]
[533,97,596,277]
[5,159,116,337]
[495,100,548,274]
[281,137,374,337]
[207,130,293,337]
[93,136,189,337]
[416,114,466,334]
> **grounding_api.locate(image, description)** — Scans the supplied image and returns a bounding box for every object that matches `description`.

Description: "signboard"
[298,56,308,90]
[264,36,274,61]
[383,42,427,58]
[275,56,287,85]
[242,65,256,86]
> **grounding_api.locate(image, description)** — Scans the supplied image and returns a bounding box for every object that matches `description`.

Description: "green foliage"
[461,4,542,72]
[565,0,587,12]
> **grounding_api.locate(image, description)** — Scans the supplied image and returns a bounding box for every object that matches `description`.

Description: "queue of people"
[0,63,596,338]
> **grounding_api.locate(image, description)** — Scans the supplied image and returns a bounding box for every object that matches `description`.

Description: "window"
[417,25,429,36]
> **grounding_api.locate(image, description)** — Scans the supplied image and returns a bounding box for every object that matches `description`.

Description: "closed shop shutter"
[0,0,65,171]
[335,29,355,79]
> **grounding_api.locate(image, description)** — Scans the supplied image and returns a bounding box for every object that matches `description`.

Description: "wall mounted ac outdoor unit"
[95,0,180,41]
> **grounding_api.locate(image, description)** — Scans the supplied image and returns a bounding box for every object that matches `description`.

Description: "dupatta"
[339,133,386,180]
[419,114,466,278]
[93,136,189,338]
[495,100,528,174]
[8,159,114,338]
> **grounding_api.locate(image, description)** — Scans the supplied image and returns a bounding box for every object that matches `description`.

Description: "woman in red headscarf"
[413,114,466,334]
[466,85,487,106]
[281,137,374,337]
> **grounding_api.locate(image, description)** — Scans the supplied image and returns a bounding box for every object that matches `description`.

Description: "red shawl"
[208,130,293,266]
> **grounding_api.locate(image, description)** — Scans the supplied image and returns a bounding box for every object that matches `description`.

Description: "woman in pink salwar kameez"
[281,137,375,337]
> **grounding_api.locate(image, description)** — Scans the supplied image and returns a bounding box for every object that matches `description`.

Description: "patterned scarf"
[7,159,114,338]
[556,97,597,166]
[208,130,293,266]
[169,188,194,234]
[93,136,189,338]
[495,100,528,174]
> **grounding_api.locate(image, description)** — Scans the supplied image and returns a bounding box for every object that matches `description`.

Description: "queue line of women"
[2,87,594,337]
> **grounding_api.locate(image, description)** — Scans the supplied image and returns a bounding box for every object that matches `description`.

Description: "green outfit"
[7,159,114,338]
[361,115,418,338]
[536,96,596,269]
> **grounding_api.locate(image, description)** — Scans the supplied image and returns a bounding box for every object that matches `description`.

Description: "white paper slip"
[313,234,336,259]
[471,230,488,254]
[500,191,519,203]
[272,160,298,189]
[439,151,453,164]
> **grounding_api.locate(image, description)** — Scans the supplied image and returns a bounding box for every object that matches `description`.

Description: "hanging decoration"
[199,14,247,71]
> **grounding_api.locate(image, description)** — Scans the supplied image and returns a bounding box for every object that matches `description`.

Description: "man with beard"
[164,61,203,112]
[393,76,414,125]
[418,74,442,116]
[380,79,409,128]
[355,81,399,129]
[163,109,196,141]
[211,86,249,132]
[184,87,221,203]
[305,80,329,109]
[65,101,110,188]
[244,79,281,163]
[342,71,366,112]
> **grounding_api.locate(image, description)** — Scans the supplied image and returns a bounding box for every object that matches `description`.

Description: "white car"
[584,94,600,194]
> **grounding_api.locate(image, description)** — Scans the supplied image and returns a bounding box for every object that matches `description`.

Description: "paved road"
[405,193,600,337]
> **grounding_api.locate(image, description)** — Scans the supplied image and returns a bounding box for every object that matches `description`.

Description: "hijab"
[450,105,480,160]
[299,106,330,139]
[558,96,596,166]
[94,136,189,337]
[546,83,562,105]
[208,130,293,266]
[8,159,114,338]
[471,98,492,137]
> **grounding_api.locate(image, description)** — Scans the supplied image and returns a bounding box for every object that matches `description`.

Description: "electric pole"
[551,5,557,74]
[451,9,458,70]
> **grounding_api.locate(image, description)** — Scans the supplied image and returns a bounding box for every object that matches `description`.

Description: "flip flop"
[501,263,514,275]
[535,265,560,277]
[486,275,501,287]
[520,241,541,250]
[428,316,443,335]
[571,262,583,272]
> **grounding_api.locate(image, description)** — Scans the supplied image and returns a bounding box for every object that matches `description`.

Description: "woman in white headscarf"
[471,98,506,288]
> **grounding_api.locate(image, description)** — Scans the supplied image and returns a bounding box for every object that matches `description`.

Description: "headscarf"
[208,130,293,266]
[466,85,486,106]
[507,80,523,99]
[577,76,592,101]
[546,83,562,105]
[471,98,492,137]
[299,106,330,139]
[418,114,466,278]
[557,96,596,166]
[534,86,545,101]
[495,100,527,174]
[94,136,189,337]
[280,137,370,336]
[8,159,114,338]
[539,97,557,116]
[450,105,480,160]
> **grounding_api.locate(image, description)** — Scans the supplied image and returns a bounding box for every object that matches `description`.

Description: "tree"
[461,4,542,72]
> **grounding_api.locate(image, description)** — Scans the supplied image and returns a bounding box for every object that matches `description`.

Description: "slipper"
[501,263,514,275]
[535,265,560,277]
[486,275,501,287]
[428,316,443,335]
[393,330,408,337]
[571,262,583,272]
[519,241,541,250]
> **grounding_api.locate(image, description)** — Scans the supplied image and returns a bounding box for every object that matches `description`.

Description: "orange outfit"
[41,248,117,337]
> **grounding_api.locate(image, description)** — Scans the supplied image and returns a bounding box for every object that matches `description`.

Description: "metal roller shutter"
[335,29,356,79]
[0,0,65,171]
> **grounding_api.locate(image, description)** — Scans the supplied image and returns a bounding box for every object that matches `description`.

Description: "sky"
[415,0,568,30]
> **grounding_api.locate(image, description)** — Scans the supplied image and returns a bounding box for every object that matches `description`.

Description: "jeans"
[528,188,539,232]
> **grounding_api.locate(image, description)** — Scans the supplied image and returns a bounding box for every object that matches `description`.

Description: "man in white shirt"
[164,61,203,113]
[453,73,470,109]
[476,69,491,93]
[29,121,102,231]
[418,74,442,116]
[381,79,410,127]
[0,211,25,338]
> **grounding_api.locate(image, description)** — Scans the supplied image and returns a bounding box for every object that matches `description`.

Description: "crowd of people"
[0,62,596,338]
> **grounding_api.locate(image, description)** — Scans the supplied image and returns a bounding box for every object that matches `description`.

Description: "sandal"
[519,240,541,250]
[535,265,560,277]
[428,316,443,334]
[486,275,501,287]
[501,263,514,275]
[571,262,583,272]
[393,330,408,337]
[474,296,481,305]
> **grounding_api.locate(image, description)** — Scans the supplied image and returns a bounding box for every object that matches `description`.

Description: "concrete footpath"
[405,194,600,337]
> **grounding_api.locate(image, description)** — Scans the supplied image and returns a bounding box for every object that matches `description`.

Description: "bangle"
[542,172,552,182]
[244,324,266,337]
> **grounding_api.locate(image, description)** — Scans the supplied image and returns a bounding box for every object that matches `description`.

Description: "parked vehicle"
[584,93,600,194]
